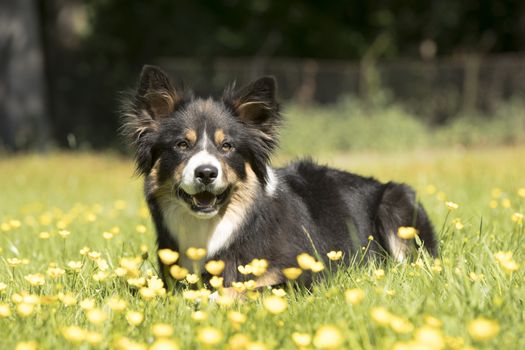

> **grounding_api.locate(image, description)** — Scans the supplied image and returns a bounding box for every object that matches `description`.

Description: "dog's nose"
[195,165,218,185]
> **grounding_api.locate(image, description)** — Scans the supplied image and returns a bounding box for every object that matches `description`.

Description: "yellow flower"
[136,224,147,234]
[424,315,443,328]
[501,198,511,208]
[66,261,83,271]
[0,282,7,292]
[282,267,302,280]
[512,212,523,224]
[197,327,223,346]
[374,269,385,280]
[114,337,147,350]
[228,334,251,350]
[46,267,65,279]
[58,293,77,307]
[371,307,392,326]
[263,296,287,314]
[389,316,414,334]
[292,332,311,347]
[92,271,109,282]
[238,264,253,275]
[58,230,71,238]
[415,326,444,349]
[494,251,519,274]
[158,249,180,265]
[248,258,268,276]
[228,311,247,325]
[310,261,325,273]
[79,298,96,310]
[272,288,287,297]
[148,276,165,291]
[150,339,180,350]
[327,250,343,261]
[313,325,343,349]
[191,310,208,322]
[0,303,11,317]
[15,341,38,350]
[186,274,200,284]
[17,303,34,317]
[62,326,86,343]
[246,342,267,350]
[139,287,157,300]
[345,288,365,305]
[24,273,45,286]
[186,247,206,261]
[232,282,247,293]
[468,318,500,342]
[215,294,234,307]
[205,260,225,275]
[79,246,91,256]
[107,297,127,312]
[397,226,418,240]
[169,265,189,280]
[210,276,224,289]
[7,258,23,267]
[518,188,525,197]
[87,251,101,260]
[151,323,174,338]
[126,311,144,326]
[297,253,316,270]
[39,231,50,239]
[445,201,459,210]
[86,308,107,324]
[85,331,102,345]
[127,277,146,287]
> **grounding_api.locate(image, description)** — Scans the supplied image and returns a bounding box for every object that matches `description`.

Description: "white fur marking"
[265,166,279,196]
[160,199,250,271]
[387,234,409,261]
[181,150,224,194]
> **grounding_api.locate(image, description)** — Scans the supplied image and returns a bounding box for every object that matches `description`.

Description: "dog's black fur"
[121,65,437,288]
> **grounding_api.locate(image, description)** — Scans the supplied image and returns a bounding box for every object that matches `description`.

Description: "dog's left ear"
[227,77,281,135]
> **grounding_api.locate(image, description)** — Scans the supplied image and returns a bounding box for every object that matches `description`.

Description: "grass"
[0,146,524,349]
[280,98,525,156]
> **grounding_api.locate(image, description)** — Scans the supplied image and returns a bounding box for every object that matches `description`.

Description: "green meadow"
[0,144,524,349]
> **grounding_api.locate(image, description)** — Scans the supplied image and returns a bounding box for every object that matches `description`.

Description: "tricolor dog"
[121,65,437,290]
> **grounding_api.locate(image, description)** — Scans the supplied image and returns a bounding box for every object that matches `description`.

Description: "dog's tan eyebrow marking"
[214,129,225,145]
[185,129,197,144]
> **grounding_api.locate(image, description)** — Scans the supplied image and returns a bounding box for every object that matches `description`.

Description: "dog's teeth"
[192,196,199,206]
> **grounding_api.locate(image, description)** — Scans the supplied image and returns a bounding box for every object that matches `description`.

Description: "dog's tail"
[375,182,438,260]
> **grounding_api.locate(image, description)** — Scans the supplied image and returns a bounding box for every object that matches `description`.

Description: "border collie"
[121,65,437,290]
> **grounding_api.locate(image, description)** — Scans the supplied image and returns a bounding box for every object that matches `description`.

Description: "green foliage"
[280,99,525,156]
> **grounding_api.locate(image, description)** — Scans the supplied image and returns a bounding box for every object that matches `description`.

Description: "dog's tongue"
[192,192,217,207]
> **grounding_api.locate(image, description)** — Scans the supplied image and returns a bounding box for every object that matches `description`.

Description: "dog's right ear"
[120,65,184,175]
[135,65,182,120]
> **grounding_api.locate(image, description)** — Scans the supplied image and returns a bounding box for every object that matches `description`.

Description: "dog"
[121,65,437,291]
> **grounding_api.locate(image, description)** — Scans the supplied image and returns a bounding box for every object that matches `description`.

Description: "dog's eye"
[221,142,233,152]
[176,141,189,150]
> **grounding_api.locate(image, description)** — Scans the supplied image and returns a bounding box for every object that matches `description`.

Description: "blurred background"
[1,0,525,155]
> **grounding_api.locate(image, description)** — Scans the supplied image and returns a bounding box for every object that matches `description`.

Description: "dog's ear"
[229,77,279,127]
[136,65,182,119]
[225,77,282,182]
[120,65,184,175]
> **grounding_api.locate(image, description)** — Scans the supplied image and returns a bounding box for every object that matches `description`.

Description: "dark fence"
[159,54,525,124]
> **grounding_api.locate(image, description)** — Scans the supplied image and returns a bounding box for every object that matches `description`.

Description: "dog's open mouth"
[178,187,231,214]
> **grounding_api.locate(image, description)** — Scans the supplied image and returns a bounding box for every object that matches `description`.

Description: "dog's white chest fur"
[160,203,244,271]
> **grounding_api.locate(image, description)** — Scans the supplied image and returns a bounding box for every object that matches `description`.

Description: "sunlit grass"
[0,146,524,349]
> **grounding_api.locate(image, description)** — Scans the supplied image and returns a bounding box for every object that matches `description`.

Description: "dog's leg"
[376,182,438,260]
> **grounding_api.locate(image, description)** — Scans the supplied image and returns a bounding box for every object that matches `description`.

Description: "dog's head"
[121,65,281,218]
